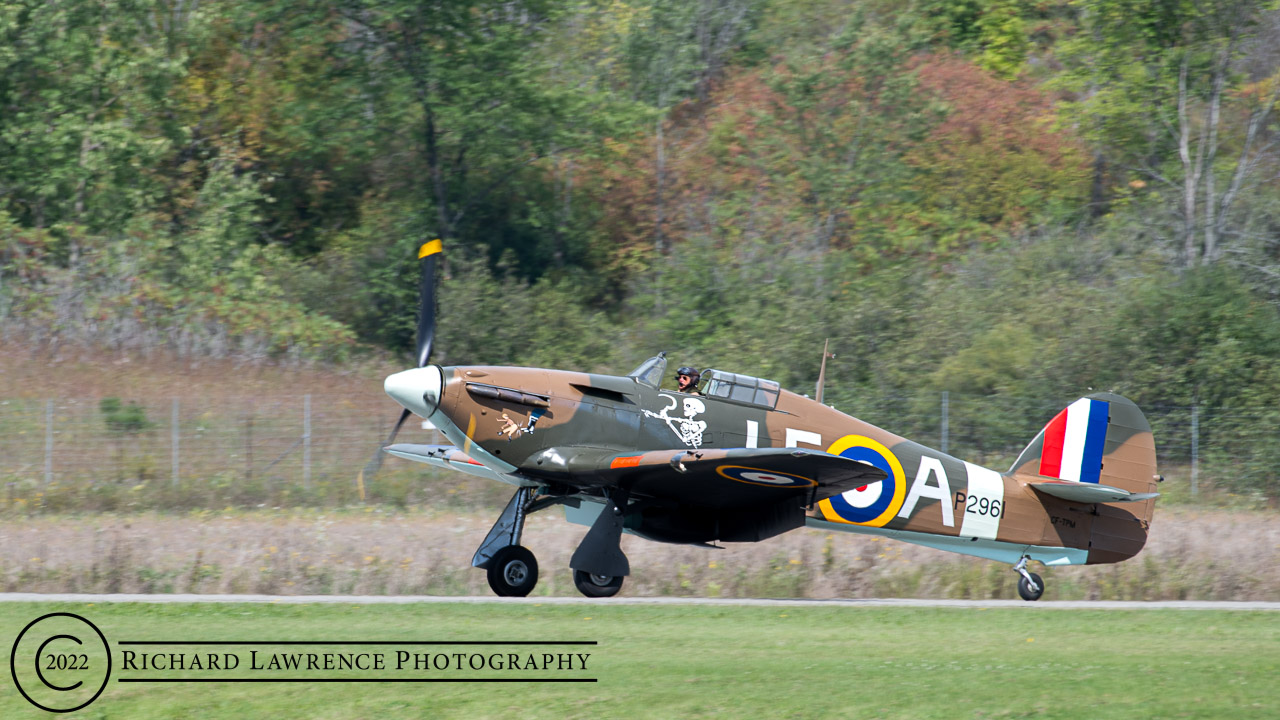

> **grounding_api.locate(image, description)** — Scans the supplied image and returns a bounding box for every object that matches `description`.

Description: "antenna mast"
[815,339,834,404]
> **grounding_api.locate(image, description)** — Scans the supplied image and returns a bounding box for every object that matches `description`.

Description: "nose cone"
[384,365,444,419]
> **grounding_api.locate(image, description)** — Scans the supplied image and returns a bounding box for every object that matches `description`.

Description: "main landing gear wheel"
[573,569,624,598]
[1017,572,1045,601]
[1013,556,1044,601]
[487,545,538,597]
[1013,556,1045,602]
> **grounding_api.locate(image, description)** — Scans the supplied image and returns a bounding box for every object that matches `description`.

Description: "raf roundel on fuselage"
[817,435,906,527]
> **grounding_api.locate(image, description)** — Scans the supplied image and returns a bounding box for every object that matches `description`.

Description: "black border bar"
[119,678,596,683]
[118,640,596,646]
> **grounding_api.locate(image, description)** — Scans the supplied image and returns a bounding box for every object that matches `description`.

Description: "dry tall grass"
[3,506,1276,600]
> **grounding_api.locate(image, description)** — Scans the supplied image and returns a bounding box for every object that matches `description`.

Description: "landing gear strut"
[474,487,540,597]
[1014,556,1044,601]
[473,486,633,599]
[569,488,631,598]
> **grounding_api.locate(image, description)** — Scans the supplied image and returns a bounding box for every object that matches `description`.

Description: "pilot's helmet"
[675,366,699,380]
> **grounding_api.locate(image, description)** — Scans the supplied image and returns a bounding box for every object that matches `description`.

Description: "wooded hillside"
[3,0,1280,496]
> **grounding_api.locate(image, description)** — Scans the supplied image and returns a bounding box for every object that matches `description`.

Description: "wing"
[383,443,521,485]
[587,446,888,510]
[387,443,886,510]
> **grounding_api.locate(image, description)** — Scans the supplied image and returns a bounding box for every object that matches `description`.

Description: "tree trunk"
[1217,91,1278,244]
[1177,55,1200,267]
[1089,151,1108,218]
[1201,45,1231,264]
[655,111,667,256]
[424,105,452,241]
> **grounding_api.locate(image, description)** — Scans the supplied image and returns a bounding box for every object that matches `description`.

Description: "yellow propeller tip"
[418,239,443,259]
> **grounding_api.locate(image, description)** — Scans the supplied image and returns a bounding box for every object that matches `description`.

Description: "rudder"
[1011,393,1160,563]
[1012,394,1156,491]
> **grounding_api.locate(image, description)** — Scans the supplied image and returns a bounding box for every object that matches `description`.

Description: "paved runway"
[1,593,1277,610]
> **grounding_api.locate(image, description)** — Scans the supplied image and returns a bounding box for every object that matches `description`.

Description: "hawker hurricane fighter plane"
[366,241,1160,600]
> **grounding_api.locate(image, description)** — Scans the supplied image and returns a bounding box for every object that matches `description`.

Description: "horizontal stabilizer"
[1029,480,1159,504]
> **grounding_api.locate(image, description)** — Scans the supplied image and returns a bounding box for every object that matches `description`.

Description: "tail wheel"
[487,545,538,597]
[573,569,624,598]
[1017,572,1045,601]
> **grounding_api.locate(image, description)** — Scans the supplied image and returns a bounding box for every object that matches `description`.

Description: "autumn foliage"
[583,48,1089,274]
[908,56,1089,240]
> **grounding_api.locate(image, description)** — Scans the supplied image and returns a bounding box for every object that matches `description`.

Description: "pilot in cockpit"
[675,366,702,396]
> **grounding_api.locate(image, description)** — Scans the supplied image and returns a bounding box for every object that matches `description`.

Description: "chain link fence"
[0,392,453,510]
[827,391,1270,499]
[0,390,1266,511]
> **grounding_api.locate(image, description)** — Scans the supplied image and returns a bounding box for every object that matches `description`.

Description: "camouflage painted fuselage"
[404,364,1157,567]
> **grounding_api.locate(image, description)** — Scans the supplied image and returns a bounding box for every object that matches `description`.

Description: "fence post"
[303,394,312,491]
[245,406,254,482]
[171,398,180,487]
[940,391,949,455]
[44,399,53,487]
[1190,404,1199,497]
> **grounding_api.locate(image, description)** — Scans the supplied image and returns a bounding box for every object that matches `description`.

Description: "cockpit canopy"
[627,354,667,388]
[700,369,780,409]
[627,354,781,409]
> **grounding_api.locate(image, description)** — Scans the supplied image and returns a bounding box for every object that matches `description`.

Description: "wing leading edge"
[383,443,531,486]
[593,446,888,510]
[386,443,887,510]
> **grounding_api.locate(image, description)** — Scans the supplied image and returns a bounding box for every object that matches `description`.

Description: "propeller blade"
[359,239,443,500]
[416,239,442,368]
[359,408,412,496]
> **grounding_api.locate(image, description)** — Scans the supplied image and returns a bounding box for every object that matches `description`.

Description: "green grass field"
[3,601,1277,719]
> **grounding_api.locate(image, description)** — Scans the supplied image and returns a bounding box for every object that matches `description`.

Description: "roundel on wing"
[817,435,906,527]
[716,465,816,488]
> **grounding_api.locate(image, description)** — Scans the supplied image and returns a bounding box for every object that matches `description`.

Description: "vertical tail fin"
[1012,394,1157,493]
[1012,393,1160,563]
[1025,396,1111,484]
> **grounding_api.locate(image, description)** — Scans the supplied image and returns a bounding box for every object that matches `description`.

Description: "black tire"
[573,569,624,598]
[487,545,538,597]
[1017,572,1045,601]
